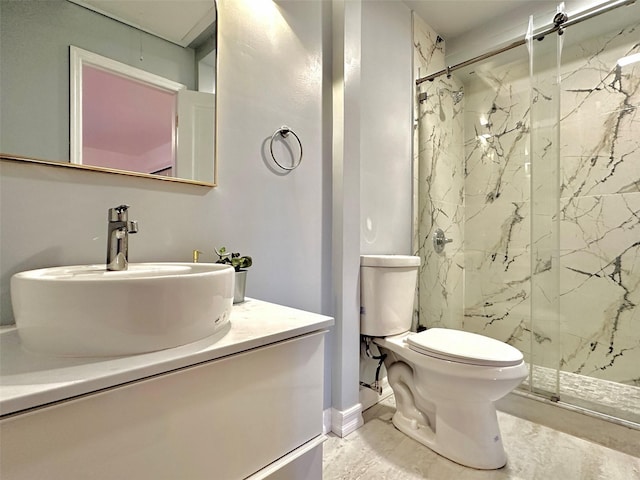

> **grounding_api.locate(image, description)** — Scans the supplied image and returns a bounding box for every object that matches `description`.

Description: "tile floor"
[323,396,640,479]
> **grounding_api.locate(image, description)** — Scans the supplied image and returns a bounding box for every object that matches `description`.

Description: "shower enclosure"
[413,1,639,425]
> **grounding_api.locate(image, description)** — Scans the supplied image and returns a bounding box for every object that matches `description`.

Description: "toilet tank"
[360,255,420,337]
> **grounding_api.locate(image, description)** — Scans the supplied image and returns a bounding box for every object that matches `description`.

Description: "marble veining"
[414,16,465,331]
[413,9,640,420]
[557,22,640,386]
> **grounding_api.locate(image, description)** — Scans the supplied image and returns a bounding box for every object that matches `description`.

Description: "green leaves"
[215,246,253,272]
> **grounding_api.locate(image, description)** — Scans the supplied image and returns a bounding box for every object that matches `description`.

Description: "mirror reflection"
[0,0,217,185]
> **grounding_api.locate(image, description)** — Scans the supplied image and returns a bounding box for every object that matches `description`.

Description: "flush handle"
[433,228,453,253]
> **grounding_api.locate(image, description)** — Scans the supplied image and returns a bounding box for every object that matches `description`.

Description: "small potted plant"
[215,247,252,304]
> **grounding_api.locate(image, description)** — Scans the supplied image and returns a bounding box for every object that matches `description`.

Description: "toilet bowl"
[360,254,528,470]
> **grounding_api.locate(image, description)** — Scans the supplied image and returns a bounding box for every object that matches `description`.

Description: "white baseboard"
[330,403,364,438]
[322,408,332,435]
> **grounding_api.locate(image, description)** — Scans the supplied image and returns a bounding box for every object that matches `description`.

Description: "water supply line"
[360,336,387,395]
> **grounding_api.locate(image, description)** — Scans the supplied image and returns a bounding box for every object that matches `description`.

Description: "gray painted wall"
[0,0,332,408]
[0,0,414,416]
[360,0,413,256]
[358,0,413,408]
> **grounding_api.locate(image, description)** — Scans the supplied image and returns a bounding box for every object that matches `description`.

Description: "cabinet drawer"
[0,331,325,480]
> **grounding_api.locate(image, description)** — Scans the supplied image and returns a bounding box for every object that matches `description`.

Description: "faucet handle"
[128,220,139,234]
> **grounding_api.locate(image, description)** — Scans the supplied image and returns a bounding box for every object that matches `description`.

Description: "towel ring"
[270,125,303,171]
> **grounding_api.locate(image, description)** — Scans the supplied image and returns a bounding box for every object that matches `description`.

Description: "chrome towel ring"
[270,125,303,171]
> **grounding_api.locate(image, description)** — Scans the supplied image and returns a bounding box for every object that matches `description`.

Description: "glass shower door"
[527,10,563,401]
[553,2,640,423]
[414,1,640,425]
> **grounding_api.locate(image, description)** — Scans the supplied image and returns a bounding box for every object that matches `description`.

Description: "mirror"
[0,0,217,186]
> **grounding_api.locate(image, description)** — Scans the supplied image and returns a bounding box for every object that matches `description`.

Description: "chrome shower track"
[415,0,637,85]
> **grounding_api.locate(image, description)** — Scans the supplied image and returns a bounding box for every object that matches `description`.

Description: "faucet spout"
[107,205,138,271]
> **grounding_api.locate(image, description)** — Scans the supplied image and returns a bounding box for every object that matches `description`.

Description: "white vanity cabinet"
[0,301,331,480]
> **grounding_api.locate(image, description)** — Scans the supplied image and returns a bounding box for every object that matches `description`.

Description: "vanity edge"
[0,298,334,417]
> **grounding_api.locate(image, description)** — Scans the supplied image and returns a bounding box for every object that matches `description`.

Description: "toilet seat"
[406,328,523,367]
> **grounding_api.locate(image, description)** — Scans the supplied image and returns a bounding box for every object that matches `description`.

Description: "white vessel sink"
[10,263,235,357]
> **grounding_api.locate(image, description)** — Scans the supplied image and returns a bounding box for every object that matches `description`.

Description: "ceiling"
[68,0,605,48]
[67,0,216,47]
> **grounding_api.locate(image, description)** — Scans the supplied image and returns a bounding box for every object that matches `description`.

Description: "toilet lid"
[407,328,523,367]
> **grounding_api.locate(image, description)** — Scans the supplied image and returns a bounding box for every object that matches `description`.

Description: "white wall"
[213,0,329,313]
[330,0,363,425]
[0,0,415,421]
[356,0,413,414]
[1,0,335,409]
[0,0,327,322]
[330,0,413,426]
[360,1,413,255]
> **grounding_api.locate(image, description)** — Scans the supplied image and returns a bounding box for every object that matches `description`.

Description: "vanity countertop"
[0,299,334,417]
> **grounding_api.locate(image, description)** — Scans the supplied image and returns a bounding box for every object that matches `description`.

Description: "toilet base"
[392,401,507,470]
[387,361,508,470]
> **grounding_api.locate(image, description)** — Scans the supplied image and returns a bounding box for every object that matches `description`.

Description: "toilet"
[360,254,528,470]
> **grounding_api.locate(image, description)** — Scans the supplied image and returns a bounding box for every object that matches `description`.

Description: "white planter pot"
[234,270,247,304]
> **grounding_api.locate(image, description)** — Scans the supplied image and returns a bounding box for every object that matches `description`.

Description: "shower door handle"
[433,228,453,253]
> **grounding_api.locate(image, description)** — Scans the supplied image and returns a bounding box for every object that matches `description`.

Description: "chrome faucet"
[107,205,138,271]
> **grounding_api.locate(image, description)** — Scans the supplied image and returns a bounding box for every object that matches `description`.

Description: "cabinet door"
[0,332,325,480]
[261,444,323,480]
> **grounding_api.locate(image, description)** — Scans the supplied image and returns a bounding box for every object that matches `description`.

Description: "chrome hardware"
[107,204,138,271]
[553,11,569,35]
[269,125,303,171]
[433,228,453,253]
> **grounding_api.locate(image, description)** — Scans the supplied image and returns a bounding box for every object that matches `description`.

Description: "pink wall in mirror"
[82,65,176,175]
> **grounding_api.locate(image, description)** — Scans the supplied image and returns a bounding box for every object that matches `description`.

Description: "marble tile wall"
[528,40,563,378]
[557,22,640,385]
[414,13,640,389]
[413,15,464,331]
[462,55,534,360]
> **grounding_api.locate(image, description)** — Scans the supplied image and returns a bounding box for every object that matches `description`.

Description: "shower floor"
[523,364,640,424]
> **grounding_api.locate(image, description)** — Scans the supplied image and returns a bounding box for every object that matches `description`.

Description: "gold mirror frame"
[0,154,216,186]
